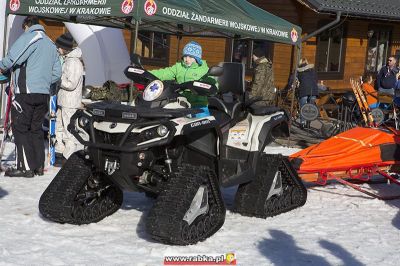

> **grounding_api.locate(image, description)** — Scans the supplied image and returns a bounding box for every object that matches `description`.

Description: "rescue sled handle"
[5,0,301,45]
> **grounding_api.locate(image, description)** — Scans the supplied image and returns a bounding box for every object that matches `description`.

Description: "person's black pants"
[11,93,49,171]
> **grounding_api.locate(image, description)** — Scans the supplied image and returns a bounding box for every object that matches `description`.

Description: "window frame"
[364,24,393,75]
[315,21,347,80]
[135,30,170,67]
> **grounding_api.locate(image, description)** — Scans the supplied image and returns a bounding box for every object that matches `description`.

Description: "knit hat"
[182,41,202,65]
[253,47,265,58]
[55,32,74,51]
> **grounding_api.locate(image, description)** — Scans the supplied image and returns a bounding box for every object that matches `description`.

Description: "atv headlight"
[143,80,164,101]
[140,125,170,141]
[78,116,90,127]
[156,125,169,137]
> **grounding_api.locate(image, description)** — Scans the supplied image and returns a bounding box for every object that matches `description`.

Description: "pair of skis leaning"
[0,88,58,170]
[350,77,376,127]
[0,85,14,170]
[49,92,57,166]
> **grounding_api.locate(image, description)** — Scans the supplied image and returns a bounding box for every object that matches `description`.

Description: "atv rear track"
[234,154,307,218]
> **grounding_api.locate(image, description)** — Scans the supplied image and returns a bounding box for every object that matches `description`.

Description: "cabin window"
[230,39,273,71]
[136,31,169,66]
[365,27,391,73]
[315,24,346,79]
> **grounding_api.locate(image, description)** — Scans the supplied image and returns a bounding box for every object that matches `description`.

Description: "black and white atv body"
[39,57,306,245]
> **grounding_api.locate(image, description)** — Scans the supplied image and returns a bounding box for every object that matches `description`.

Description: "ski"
[350,78,374,127]
[0,84,13,170]
[355,79,375,126]
[48,93,57,166]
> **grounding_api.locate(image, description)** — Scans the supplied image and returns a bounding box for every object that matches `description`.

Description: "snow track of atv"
[39,152,123,224]
[234,154,307,218]
[146,164,225,245]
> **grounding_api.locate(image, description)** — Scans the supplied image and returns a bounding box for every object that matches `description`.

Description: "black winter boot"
[34,167,44,176]
[5,168,34,178]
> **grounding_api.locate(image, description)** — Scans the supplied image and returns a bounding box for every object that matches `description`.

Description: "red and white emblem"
[291,28,299,43]
[144,0,157,16]
[121,0,134,14]
[9,0,20,12]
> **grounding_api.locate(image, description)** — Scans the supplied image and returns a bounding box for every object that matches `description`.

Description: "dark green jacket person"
[150,41,211,112]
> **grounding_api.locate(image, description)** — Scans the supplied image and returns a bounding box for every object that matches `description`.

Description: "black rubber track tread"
[146,164,225,245]
[39,152,123,224]
[234,154,307,218]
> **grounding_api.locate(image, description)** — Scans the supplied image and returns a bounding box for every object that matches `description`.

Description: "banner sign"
[6,0,301,45]
[155,4,296,43]
[7,0,134,16]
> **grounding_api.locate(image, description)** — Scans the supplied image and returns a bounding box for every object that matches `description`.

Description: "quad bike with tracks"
[39,55,307,245]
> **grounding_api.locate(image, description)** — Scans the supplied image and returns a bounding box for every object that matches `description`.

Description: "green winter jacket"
[150,60,211,107]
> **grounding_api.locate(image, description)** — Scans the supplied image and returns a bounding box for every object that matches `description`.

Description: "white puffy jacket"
[58,47,83,109]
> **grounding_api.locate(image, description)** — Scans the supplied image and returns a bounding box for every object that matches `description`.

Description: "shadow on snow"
[258,229,363,266]
[0,186,8,199]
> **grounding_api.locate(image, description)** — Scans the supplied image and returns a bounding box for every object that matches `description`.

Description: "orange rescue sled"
[290,127,400,200]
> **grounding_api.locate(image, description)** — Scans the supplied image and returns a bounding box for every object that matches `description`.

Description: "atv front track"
[234,154,307,218]
[146,164,225,245]
[39,152,123,224]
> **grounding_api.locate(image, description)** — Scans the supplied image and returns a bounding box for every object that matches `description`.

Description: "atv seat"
[248,104,283,116]
[208,97,241,118]
[208,62,245,120]
[209,108,231,128]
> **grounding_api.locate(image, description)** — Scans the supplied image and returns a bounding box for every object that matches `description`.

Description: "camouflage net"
[90,80,133,102]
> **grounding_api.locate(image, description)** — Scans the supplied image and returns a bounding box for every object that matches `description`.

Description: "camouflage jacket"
[90,80,129,102]
[250,57,275,105]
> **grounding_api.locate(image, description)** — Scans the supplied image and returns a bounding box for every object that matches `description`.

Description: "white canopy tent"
[65,23,130,86]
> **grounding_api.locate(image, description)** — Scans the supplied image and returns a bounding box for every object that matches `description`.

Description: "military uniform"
[250,57,275,106]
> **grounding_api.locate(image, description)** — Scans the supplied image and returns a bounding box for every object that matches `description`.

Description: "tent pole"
[2,16,7,59]
[287,43,302,146]
[1,15,9,119]
[176,24,183,62]
[130,20,139,54]
[176,36,182,62]
[128,20,139,103]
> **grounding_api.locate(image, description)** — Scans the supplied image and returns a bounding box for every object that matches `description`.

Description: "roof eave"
[298,0,400,22]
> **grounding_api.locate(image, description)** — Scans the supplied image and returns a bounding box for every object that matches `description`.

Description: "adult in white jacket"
[55,32,84,160]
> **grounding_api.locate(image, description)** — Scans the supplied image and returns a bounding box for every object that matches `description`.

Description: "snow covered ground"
[0,145,400,265]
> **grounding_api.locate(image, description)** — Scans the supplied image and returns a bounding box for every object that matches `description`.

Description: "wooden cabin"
[261,0,400,91]
[40,0,400,92]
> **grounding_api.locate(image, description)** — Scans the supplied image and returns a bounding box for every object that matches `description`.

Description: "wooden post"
[287,44,302,146]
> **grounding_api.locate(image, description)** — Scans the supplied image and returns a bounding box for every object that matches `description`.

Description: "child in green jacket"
[150,41,212,118]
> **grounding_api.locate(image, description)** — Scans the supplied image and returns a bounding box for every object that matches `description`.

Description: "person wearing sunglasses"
[376,56,399,95]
